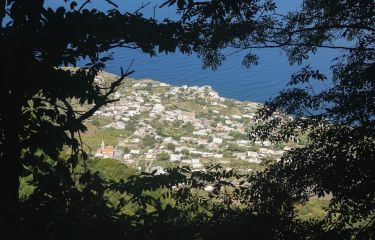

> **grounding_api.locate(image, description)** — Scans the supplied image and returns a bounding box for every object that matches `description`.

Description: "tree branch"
[78,0,91,12]
[74,67,133,125]
[134,2,151,14]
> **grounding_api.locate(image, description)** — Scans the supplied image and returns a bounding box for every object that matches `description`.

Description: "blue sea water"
[47,0,338,102]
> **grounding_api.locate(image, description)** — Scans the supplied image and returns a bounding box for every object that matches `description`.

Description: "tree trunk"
[0,63,22,235]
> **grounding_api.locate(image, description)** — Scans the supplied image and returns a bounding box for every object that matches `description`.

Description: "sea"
[48,0,339,103]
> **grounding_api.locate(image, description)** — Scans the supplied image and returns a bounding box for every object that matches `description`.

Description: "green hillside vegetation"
[87,158,136,180]
[19,156,329,222]
[295,199,329,221]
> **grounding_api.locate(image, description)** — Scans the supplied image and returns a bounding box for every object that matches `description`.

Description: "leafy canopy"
[1,0,374,239]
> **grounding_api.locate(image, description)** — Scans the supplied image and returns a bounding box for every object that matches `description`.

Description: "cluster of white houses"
[95,140,205,169]
[91,80,291,171]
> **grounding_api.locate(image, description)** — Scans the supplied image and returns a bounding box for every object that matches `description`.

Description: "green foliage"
[142,135,156,149]
[295,199,329,221]
[224,100,236,108]
[246,0,375,237]
[153,120,194,140]
[0,0,204,235]
[87,158,136,181]
[90,117,101,127]
[229,131,248,140]
[167,0,375,237]
[193,98,206,105]
[123,147,130,154]
[156,152,171,161]
[210,121,218,128]
[223,151,233,158]
[260,157,275,166]
[124,118,138,132]
[196,111,213,120]
[19,175,35,200]
[181,149,190,156]
[297,133,310,145]
[166,143,176,151]
[273,142,285,151]
[82,127,123,148]
[226,143,247,152]
[248,143,260,152]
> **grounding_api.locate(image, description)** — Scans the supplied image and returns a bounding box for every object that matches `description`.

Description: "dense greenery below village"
[19,156,329,224]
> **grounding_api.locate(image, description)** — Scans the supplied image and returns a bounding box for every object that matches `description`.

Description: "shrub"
[156,152,170,161]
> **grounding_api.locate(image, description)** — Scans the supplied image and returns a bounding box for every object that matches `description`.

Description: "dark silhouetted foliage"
[0,0,200,236]
[1,0,374,239]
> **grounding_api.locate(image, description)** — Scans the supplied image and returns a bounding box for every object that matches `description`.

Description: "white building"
[130,149,141,155]
[170,154,182,162]
[235,153,247,160]
[103,121,125,129]
[151,104,165,114]
[193,129,209,136]
[247,151,258,158]
[212,138,223,144]
[197,139,208,145]
[247,158,261,164]
[191,159,202,169]
[150,166,166,175]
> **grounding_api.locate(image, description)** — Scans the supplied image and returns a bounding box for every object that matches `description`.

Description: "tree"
[123,147,130,154]
[0,1,278,235]
[142,135,156,149]
[251,2,375,237]
[167,0,374,237]
[157,151,171,161]
[0,0,200,233]
[166,143,176,151]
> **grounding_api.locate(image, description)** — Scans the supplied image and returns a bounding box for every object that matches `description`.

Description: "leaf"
[70,1,77,10]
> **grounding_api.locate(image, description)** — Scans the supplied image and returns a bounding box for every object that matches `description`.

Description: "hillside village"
[83,72,299,173]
